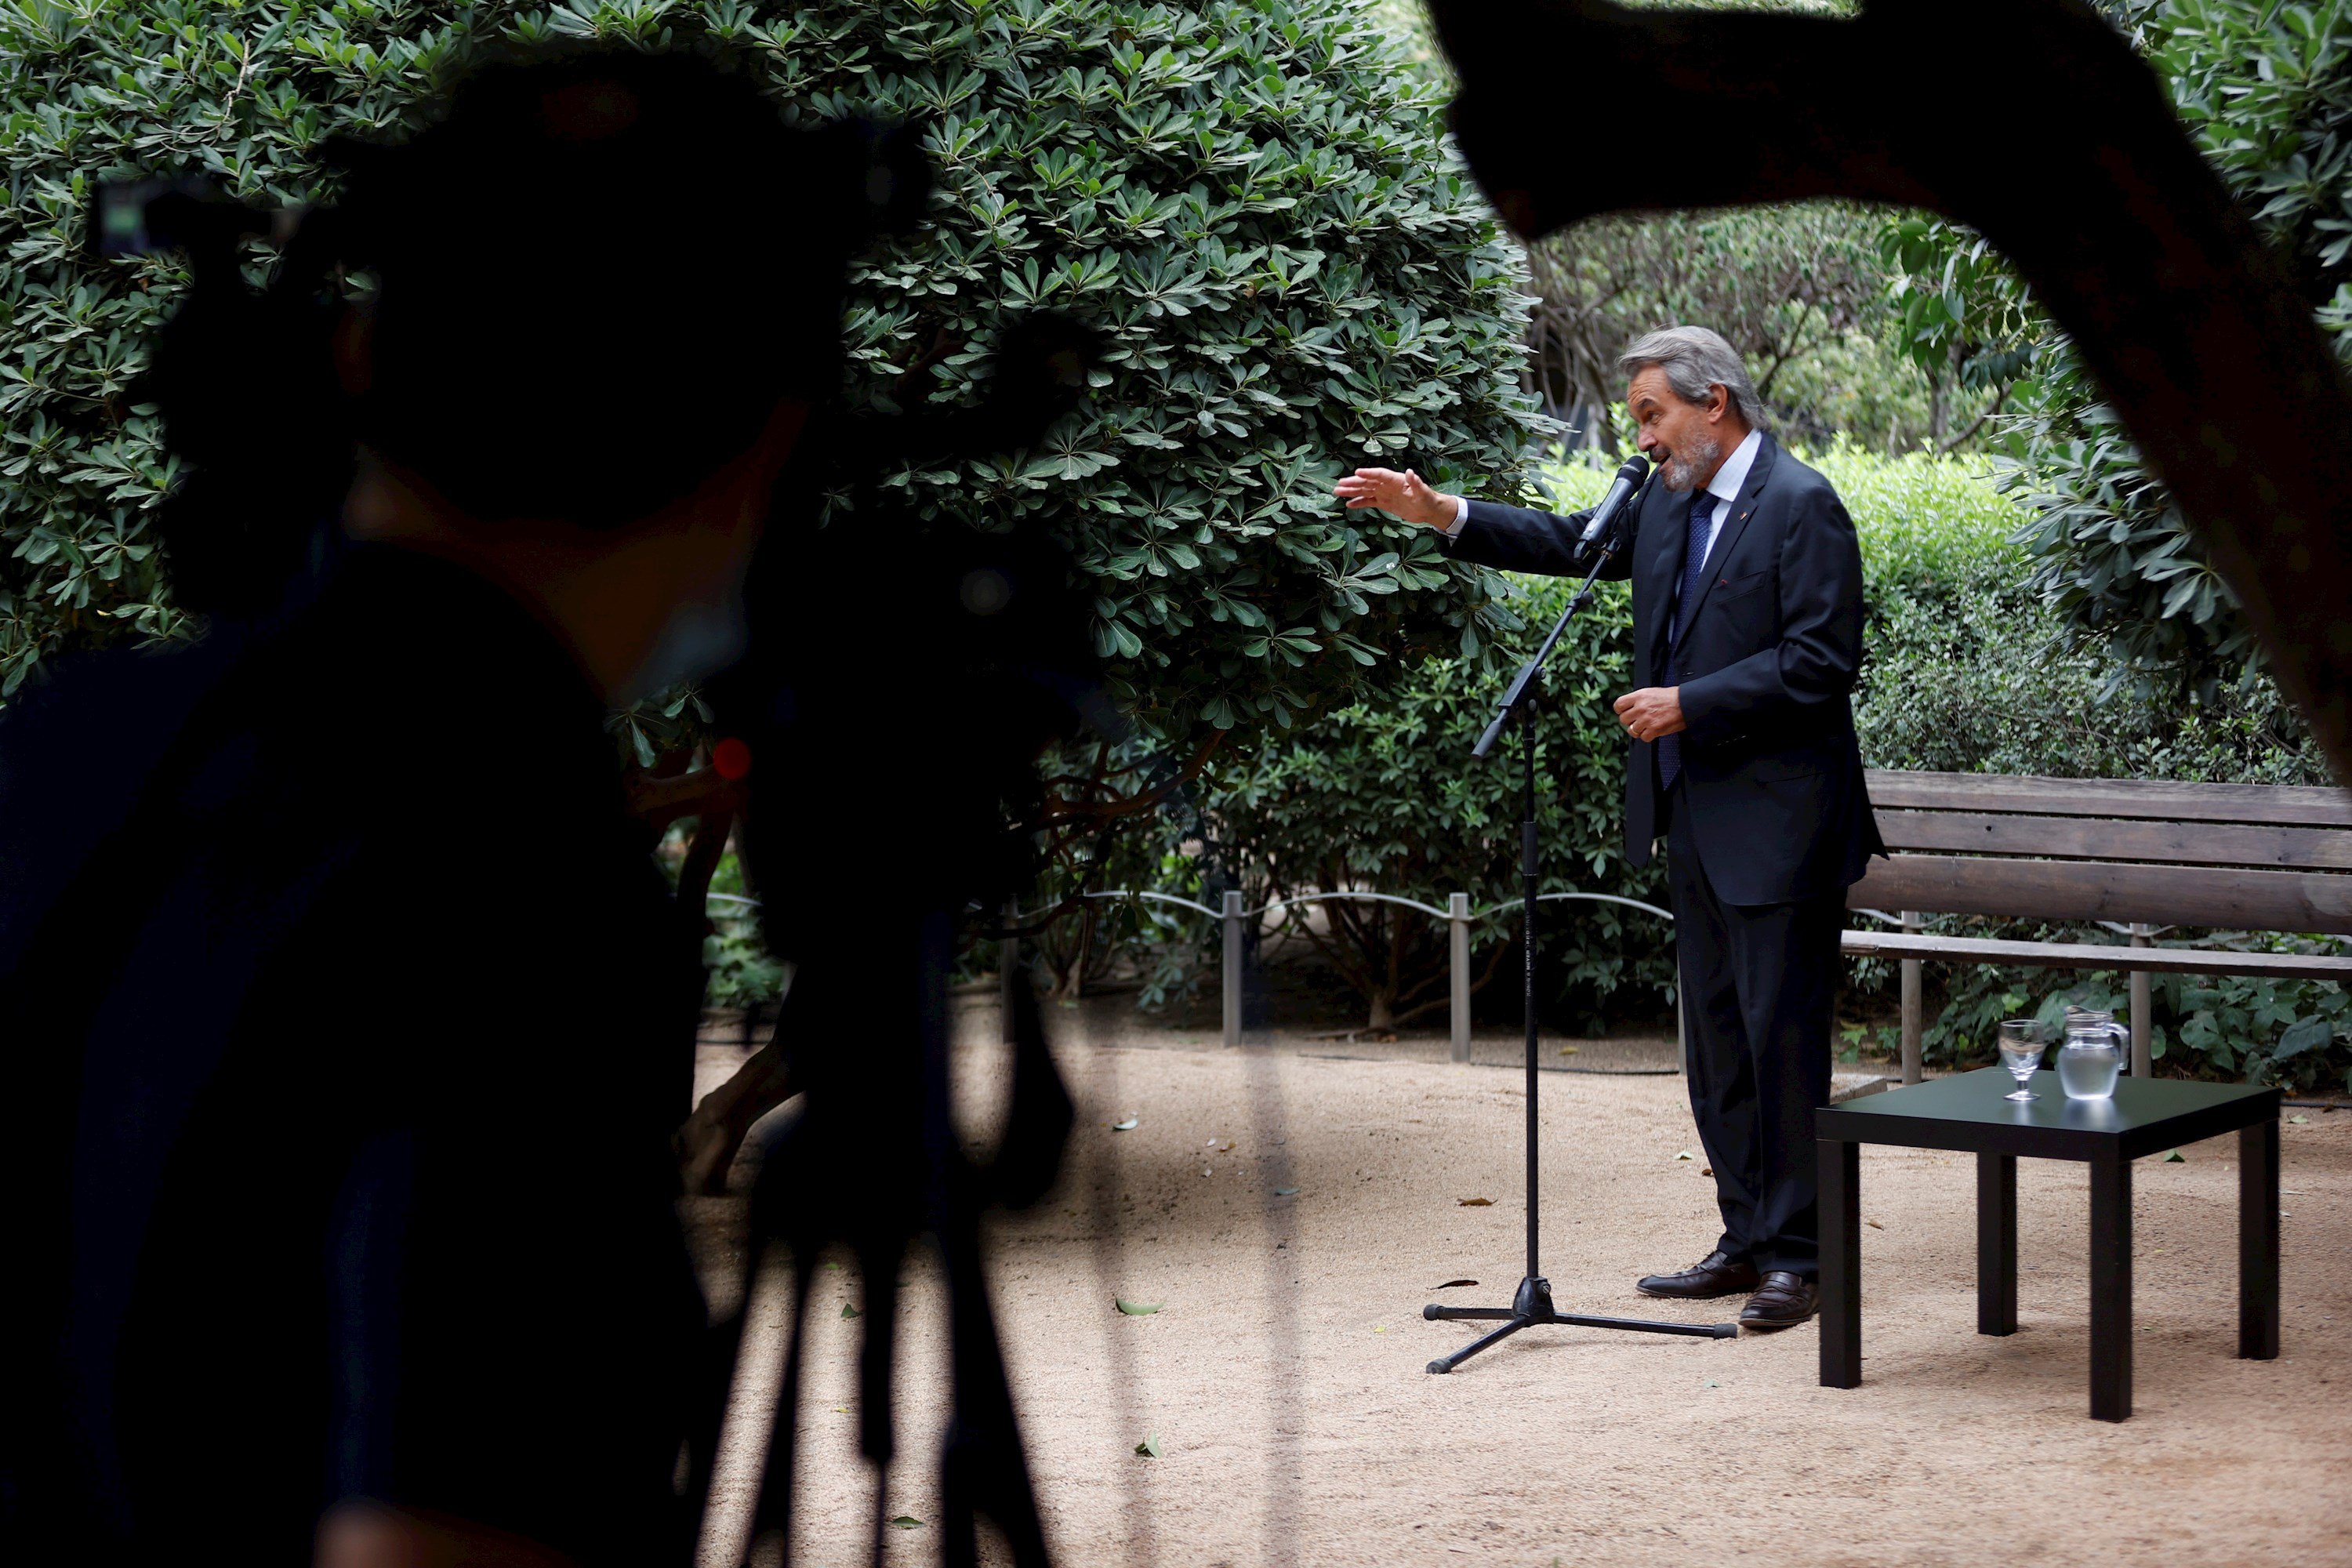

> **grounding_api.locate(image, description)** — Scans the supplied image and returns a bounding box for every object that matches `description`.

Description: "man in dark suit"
[1336,325,1883,1329]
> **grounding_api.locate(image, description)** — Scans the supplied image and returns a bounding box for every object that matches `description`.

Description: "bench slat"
[1841,929,2352,982]
[1873,810,2352,870]
[1865,769,2352,827]
[1849,854,2352,935]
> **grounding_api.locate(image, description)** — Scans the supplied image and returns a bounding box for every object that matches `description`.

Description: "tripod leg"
[1426,1316,1529,1374]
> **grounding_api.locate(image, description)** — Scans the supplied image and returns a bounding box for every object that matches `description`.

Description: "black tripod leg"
[1426,1316,1529,1375]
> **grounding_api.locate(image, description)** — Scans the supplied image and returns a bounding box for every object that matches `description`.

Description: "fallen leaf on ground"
[1111,1118,1139,1131]
[1701,1167,1714,1176]
[1704,1380,1720,1389]
[1372,1325,1388,1334]
[840,1304,860,1319]
[1135,1434,1162,1458]
[1675,1150,1694,1161]
[1558,1045,1580,1056]
[2165,1150,2185,1162]
[1201,1167,1213,1177]
[1457,1197,1494,1207]
[1867,1220,1883,1230]
[823,1261,842,1271]
[2292,1114,2310,1124]
[890,1517,923,1530]
[1273,1185,1300,1196]
[1432,1279,1478,1290]
[1116,1298,1163,1316]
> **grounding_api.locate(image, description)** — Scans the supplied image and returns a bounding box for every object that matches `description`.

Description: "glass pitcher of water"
[2058,1015,2127,1099]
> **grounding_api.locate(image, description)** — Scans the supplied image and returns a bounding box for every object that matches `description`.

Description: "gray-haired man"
[1337,326,1884,1329]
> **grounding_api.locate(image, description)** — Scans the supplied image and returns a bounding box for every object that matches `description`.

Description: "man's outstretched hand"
[1613,687,1686,742]
[1334,466,1458,529]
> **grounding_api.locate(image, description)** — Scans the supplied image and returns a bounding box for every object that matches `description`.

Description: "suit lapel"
[1673,433,1778,635]
[1638,481,1681,672]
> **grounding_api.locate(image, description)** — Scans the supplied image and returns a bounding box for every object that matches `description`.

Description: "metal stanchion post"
[1900,909,1924,1085]
[1221,889,1243,1049]
[1450,892,1472,1063]
[2129,922,2154,1077]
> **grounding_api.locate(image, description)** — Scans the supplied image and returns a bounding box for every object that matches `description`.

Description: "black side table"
[1814,1066,2281,1421]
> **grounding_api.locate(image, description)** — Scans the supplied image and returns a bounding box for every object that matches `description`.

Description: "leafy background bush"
[1,0,1551,750]
[1882,0,2352,701]
[1200,557,1663,1035]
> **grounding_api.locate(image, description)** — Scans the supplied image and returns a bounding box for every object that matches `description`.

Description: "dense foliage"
[1883,0,2352,700]
[1524,202,1962,456]
[0,0,1553,751]
[1202,542,1661,1033]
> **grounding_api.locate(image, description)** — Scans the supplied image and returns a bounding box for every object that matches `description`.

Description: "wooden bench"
[1839,770,2352,1083]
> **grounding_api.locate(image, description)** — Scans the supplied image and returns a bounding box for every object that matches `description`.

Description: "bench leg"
[2089,1150,2132,1421]
[2241,1117,2280,1360]
[1820,1137,1861,1388]
[1977,1152,2017,1336]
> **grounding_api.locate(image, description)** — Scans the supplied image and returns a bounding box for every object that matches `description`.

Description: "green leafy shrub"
[1,0,1551,750]
[1200,561,1668,1033]
[1882,0,2352,699]
[700,851,789,1011]
[1842,437,2332,786]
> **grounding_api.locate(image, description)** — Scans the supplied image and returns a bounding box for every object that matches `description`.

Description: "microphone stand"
[1424,504,1738,1374]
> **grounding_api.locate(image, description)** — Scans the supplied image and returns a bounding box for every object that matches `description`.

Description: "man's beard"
[1660,432,1723,492]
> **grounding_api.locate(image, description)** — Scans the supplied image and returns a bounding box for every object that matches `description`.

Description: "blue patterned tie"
[1656,489,1717,791]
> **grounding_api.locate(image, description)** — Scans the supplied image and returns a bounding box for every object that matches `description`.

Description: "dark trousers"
[1663,782,1845,1278]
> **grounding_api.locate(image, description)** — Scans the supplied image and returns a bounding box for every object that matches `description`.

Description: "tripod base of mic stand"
[1421,1275,1739,1373]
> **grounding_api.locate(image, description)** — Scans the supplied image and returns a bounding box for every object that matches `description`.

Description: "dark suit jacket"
[1450,434,1885,906]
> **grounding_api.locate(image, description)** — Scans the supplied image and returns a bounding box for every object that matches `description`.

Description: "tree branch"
[1936,380,2013,452]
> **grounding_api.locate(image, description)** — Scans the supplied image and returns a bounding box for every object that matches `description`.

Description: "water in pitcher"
[2058,1019,2126,1098]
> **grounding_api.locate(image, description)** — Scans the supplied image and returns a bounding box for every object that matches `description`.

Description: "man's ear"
[332,303,372,398]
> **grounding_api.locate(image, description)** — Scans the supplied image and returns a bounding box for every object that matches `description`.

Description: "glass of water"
[1997,1019,2047,1101]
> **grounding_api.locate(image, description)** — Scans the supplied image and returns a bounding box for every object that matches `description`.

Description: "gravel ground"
[682,995,2352,1568]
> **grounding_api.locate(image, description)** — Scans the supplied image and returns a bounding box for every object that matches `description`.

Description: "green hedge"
[2,0,1552,753]
[1197,541,1662,1033]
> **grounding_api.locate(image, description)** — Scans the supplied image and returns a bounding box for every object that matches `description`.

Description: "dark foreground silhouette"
[2,47,1094,1568]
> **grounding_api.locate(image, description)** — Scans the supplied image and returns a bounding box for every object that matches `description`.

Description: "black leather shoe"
[1636,1250,1760,1299]
[1739,1271,1820,1330]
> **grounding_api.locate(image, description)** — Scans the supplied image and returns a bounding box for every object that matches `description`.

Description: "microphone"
[1573,454,1652,556]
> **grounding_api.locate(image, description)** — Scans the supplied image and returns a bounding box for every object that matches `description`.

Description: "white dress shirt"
[1443,426,1764,581]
